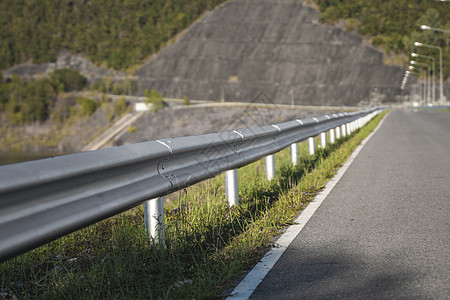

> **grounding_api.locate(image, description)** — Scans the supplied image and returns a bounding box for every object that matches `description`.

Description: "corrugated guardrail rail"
[0,107,386,262]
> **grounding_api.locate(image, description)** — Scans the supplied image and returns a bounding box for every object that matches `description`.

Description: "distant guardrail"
[0,107,386,262]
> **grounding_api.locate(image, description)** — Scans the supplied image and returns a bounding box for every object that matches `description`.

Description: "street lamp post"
[409,65,428,105]
[411,53,435,104]
[411,61,431,104]
[414,42,444,105]
[420,25,450,34]
[401,70,410,90]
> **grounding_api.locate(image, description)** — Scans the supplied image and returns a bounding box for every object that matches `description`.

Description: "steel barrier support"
[308,137,315,155]
[0,107,385,262]
[225,169,239,206]
[290,143,298,165]
[330,128,335,144]
[265,155,276,180]
[320,132,327,148]
[144,197,165,244]
[335,126,341,139]
[341,124,346,137]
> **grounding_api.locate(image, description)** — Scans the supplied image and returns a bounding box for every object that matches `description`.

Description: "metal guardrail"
[0,107,385,262]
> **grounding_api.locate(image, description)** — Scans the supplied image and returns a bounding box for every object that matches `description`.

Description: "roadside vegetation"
[312,0,449,76]
[0,69,88,125]
[0,111,388,299]
[0,68,134,153]
[145,89,165,111]
[0,0,228,71]
[0,69,136,126]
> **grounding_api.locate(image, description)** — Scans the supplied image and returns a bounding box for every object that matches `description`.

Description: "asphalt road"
[250,109,450,299]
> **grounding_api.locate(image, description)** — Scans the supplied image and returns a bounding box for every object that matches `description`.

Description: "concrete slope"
[136,0,405,106]
[247,109,450,299]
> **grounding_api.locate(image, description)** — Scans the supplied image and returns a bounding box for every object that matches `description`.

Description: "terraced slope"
[136,0,404,106]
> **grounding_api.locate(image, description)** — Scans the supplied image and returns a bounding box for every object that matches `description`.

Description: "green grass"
[0,111,387,299]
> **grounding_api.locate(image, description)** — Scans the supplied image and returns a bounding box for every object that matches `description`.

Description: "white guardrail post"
[144,197,165,244]
[308,137,315,155]
[0,107,385,262]
[320,132,327,148]
[290,143,299,165]
[329,128,335,144]
[265,155,276,180]
[225,169,239,206]
[335,125,341,139]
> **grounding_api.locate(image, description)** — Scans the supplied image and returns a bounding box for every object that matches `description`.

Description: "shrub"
[114,96,127,116]
[50,68,87,92]
[6,76,56,124]
[144,89,164,111]
[183,95,190,106]
[76,97,98,116]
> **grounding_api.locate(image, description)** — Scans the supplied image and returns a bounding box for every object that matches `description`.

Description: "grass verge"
[0,111,388,299]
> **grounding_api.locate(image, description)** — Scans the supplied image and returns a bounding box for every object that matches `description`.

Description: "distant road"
[249,109,450,299]
[81,111,145,151]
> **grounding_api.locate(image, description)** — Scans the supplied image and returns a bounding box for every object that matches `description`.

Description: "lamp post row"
[406,24,448,105]
[411,53,435,104]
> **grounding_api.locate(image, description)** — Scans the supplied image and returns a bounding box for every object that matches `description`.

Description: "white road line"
[227,112,390,300]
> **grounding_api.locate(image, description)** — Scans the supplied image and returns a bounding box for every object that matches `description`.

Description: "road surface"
[249,109,450,299]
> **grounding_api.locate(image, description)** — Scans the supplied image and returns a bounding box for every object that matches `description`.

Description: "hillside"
[314,0,450,74]
[135,0,405,105]
[0,0,227,71]
[1,0,449,125]
[1,0,447,74]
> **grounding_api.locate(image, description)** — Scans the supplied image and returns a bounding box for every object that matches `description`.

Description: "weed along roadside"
[0,110,388,299]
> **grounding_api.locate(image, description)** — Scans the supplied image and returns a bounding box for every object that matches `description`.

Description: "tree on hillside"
[0,0,228,71]
[314,0,449,76]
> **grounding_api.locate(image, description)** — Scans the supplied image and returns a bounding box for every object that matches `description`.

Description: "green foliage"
[0,0,228,71]
[0,74,10,110]
[91,78,137,95]
[314,0,450,76]
[183,95,190,106]
[0,111,388,299]
[4,76,56,124]
[127,126,136,133]
[145,89,164,111]
[0,69,88,124]
[50,68,87,92]
[76,97,98,117]
[114,96,128,116]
